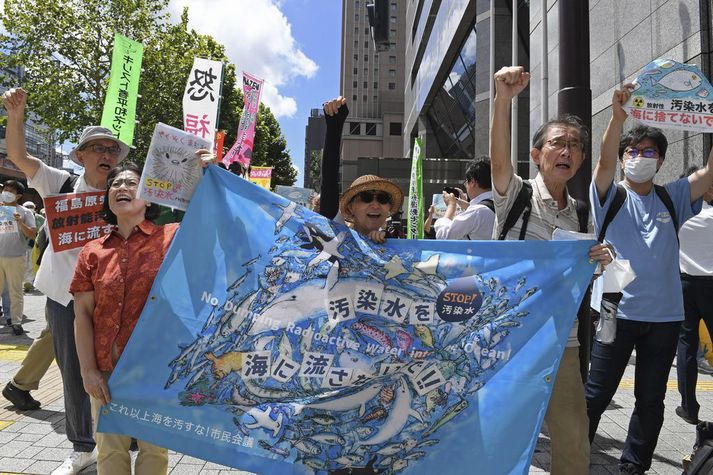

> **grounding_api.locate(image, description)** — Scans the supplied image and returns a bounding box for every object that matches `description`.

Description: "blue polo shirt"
[590,178,702,322]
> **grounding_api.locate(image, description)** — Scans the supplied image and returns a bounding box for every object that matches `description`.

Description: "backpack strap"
[575,199,589,234]
[597,183,680,244]
[653,184,679,242]
[497,181,533,241]
[479,198,495,213]
[59,175,79,194]
[597,184,627,242]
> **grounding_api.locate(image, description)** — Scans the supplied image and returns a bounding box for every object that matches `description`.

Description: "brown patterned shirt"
[70,220,178,371]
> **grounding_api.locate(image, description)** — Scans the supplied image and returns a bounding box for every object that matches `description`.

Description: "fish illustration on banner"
[624,58,713,132]
[137,123,211,211]
[275,185,315,208]
[100,166,596,475]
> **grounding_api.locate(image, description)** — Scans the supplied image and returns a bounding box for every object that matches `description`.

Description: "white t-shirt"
[0,205,35,257]
[29,162,103,306]
[679,201,713,276]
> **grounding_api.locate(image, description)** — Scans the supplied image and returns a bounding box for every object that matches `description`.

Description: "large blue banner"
[100,166,595,474]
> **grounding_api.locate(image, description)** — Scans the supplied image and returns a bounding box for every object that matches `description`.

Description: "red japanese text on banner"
[44,192,112,253]
[182,58,224,148]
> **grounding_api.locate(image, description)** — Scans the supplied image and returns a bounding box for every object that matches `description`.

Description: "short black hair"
[102,162,160,225]
[465,156,492,190]
[3,180,25,195]
[618,125,668,161]
[532,114,590,151]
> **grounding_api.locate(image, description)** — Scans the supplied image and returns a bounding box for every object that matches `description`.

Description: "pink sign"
[223,72,263,168]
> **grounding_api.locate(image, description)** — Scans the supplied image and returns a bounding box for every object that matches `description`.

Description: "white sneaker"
[51,449,97,475]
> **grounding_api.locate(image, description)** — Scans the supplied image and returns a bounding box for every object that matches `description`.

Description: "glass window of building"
[388,82,396,90]
[362,94,367,102]
[390,122,402,136]
[353,67,358,75]
[390,16,396,24]
[354,27,359,34]
[350,122,361,135]
[353,80,358,88]
[365,27,369,34]
[365,41,369,48]
[354,40,359,48]
[363,81,368,88]
[424,25,477,159]
[373,82,378,89]
[364,55,368,62]
[352,94,357,102]
[389,55,396,64]
[354,53,358,60]
[355,14,359,21]
[365,123,377,136]
[391,2,397,12]
[389,69,396,79]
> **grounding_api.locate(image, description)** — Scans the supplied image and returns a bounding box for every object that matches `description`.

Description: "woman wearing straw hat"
[338,174,404,243]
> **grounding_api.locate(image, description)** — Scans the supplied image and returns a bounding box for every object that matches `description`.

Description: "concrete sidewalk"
[0,293,709,474]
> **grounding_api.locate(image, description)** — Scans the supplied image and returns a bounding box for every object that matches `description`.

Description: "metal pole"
[541,0,548,123]
[557,0,591,382]
[489,0,495,121]
[510,0,518,171]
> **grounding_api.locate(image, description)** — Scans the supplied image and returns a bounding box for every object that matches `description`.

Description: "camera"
[443,186,461,198]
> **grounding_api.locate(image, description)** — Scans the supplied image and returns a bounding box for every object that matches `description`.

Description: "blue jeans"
[585,319,680,470]
[677,276,713,420]
[46,298,95,452]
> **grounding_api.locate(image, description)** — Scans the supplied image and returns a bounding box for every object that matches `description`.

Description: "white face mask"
[623,157,658,183]
[0,191,16,203]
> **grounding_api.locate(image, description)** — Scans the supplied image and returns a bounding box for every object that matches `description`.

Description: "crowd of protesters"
[0,59,712,475]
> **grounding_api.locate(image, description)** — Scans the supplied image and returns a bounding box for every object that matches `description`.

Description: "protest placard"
[138,123,211,211]
[183,58,223,148]
[624,58,713,133]
[0,206,17,234]
[248,166,272,190]
[43,192,111,253]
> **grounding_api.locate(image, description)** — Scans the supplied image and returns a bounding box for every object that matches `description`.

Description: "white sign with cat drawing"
[138,123,211,211]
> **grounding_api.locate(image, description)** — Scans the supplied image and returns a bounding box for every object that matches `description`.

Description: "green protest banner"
[406,136,424,239]
[100,33,143,147]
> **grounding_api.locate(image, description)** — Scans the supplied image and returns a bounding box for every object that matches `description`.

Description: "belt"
[681,273,713,281]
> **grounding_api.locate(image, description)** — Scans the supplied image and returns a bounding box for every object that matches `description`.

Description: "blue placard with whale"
[624,58,713,132]
[99,166,596,475]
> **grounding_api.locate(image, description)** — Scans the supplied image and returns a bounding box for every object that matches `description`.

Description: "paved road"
[0,293,709,474]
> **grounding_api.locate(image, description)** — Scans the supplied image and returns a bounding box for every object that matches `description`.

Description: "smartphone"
[443,186,460,198]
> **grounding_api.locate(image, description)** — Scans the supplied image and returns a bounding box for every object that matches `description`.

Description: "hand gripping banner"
[100,166,596,475]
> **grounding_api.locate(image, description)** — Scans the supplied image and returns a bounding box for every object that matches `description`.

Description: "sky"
[168,0,342,186]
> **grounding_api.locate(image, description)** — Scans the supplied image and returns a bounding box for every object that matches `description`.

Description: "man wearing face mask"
[0,180,36,335]
[585,85,713,475]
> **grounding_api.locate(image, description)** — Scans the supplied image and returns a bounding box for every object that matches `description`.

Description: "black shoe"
[619,462,645,474]
[11,324,23,335]
[676,405,699,425]
[2,382,40,411]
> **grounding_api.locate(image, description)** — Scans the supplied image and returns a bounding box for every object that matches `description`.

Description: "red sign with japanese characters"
[44,191,113,253]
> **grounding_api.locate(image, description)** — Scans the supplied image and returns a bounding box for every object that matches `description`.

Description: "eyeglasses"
[109,178,139,189]
[545,138,584,151]
[356,190,392,205]
[81,144,122,156]
[626,147,659,159]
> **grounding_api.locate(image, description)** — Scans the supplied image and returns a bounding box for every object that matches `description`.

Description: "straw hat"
[339,175,404,219]
[68,126,130,166]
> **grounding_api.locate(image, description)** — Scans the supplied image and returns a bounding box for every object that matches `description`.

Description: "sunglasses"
[355,190,392,205]
[81,144,122,156]
[626,147,659,159]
